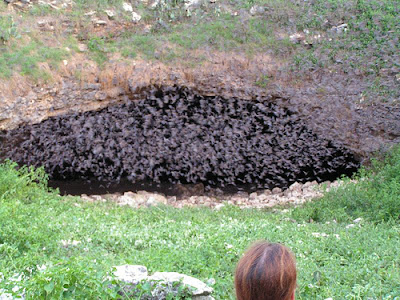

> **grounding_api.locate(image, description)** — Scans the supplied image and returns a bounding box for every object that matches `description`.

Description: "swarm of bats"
[0,85,359,189]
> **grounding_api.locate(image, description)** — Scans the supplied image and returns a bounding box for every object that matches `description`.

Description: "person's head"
[235,241,297,300]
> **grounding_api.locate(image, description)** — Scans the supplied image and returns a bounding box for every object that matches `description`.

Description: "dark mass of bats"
[0,85,359,189]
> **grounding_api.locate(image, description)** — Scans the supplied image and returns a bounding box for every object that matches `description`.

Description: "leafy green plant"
[87,36,113,66]
[0,16,20,45]
[25,260,118,299]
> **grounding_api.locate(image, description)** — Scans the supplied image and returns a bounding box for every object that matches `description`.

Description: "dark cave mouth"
[0,85,360,196]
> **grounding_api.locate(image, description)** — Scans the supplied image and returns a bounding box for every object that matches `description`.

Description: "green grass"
[0,39,68,79]
[1,147,400,299]
[292,144,400,223]
[1,0,397,104]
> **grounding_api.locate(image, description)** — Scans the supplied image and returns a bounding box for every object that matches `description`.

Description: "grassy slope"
[0,0,399,102]
[0,146,400,299]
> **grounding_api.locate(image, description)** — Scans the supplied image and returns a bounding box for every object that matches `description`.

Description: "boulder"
[113,265,214,299]
[114,265,148,284]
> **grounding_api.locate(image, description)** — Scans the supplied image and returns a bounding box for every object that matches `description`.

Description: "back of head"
[235,241,297,300]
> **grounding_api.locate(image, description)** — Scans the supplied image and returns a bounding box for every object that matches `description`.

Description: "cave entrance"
[0,86,359,196]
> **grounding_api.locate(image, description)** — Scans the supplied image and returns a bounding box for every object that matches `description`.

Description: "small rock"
[95,91,107,100]
[331,23,348,34]
[146,196,158,207]
[290,190,302,198]
[214,203,225,210]
[149,0,160,9]
[78,43,88,52]
[91,195,103,201]
[249,192,258,200]
[81,194,94,202]
[353,217,363,223]
[283,189,291,197]
[84,10,97,16]
[184,0,202,9]
[303,181,317,189]
[104,9,115,19]
[131,11,141,23]
[249,5,264,16]
[289,182,302,192]
[256,194,268,202]
[289,32,305,44]
[94,19,107,26]
[262,189,272,196]
[271,187,282,195]
[37,20,46,27]
[122,2,133,12]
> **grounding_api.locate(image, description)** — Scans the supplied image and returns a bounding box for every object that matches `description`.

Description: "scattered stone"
[117,191,167,208]
[104,9,115,19]
[303,180,318,189]
[77,179,343,210]
[77,43,88,52]
[249,5,264,16]
[289,32,305,44]
[214,203,225,210]
[84,10,96,16]
[37,20,46,27]
[331,23,348,34]
[94,19,107,26]
[36,0,74,9]
[249,192,258,200]
[184,0,203,10]
[122,2,133,12]
[131,11,141,23]
[271,187,282,195]
[149,0,160,9]
[289,182,302,192]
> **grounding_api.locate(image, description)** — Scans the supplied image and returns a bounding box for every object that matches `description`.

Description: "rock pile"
[0,85,359,190]
[80,179,342,209]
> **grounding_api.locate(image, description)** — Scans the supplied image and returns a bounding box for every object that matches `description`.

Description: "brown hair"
[235,241,297,300]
